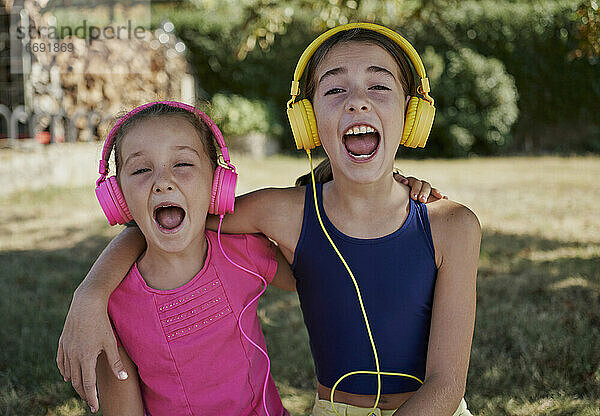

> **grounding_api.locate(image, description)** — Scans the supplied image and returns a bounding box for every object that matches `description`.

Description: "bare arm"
[97,346,144,415]
[270,245,296,292]
[206,187,305,258]
[393,201,480,416]
[206,187,297,234]
[57,226,146,412]
[206,176,442,237]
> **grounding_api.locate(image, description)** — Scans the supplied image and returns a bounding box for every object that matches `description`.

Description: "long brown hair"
[295,28,416,187]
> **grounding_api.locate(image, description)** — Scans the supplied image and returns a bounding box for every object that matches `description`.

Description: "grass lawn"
[1,154,599,415]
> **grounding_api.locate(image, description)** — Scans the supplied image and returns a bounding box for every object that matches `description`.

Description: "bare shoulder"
[426,198,480,234]
[425,199,481,266]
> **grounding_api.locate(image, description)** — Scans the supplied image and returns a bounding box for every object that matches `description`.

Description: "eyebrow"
[318,67,347,84]
[123,146,200,167]
[123,151,143,167]
[318,65,396,84]
[367,65,396,79]
[173,145,201,157]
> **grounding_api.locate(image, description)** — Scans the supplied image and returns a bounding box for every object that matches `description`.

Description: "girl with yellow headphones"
[57,23,478,416]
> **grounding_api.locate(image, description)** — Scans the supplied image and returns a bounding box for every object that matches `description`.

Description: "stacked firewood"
[23,0,194,142]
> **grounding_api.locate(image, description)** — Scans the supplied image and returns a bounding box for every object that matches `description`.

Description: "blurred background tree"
[150,0,599,157]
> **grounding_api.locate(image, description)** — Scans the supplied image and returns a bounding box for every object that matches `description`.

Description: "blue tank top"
[292,182,437,394]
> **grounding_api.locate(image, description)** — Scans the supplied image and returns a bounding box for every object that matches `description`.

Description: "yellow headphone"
[286,22,435,151]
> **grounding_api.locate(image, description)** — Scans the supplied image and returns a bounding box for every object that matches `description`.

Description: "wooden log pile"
[23,0,194,142]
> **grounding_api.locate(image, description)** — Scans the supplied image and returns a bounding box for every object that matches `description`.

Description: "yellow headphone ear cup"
[401,97,419,147]
[401,97,435,148]
[287,102,307,150]
[287,99,321,150]
[413,98,435,148]
[299,100,321,148]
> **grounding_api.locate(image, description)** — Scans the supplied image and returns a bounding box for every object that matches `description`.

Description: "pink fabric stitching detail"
[166,306,232,341]
[157,279,221,313]
[161,296,225,327]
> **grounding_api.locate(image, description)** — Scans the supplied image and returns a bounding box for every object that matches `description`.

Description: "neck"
[320,169,410,239]
[327,171,403,215]
[138,232,208,290]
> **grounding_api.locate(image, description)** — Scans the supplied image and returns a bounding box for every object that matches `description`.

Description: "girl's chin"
[337,147,384,172]
[144,221,208,251]
[146,238,197,255]
[334,158,394,184]
[140,221,189,247]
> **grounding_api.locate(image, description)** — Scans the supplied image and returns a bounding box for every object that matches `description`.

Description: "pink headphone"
[95,101,238,225]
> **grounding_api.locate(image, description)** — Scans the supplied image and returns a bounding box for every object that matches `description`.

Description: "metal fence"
[0,104,113,146]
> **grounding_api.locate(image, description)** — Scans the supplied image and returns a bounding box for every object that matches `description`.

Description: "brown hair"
[295,28,416,187]
[110,103,218,179]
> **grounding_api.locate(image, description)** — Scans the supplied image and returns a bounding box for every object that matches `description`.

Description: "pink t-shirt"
[108,230,286,416]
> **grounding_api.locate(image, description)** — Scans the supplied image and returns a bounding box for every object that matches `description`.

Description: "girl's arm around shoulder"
[96,345,144,415]
[394,200,480,416]
[57,226,147,411]
[207,186,305,256]
[270,245,296,292]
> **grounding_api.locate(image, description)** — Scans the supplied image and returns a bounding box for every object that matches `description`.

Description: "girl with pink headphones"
[79,101,294,416]
[58,23,476,416]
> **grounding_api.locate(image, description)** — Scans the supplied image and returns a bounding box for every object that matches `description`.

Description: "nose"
[345,90,371,113]
[154,183,173,193]
[153,167,174,193]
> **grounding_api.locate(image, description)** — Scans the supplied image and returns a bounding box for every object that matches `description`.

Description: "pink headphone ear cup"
[220,167,237,214]
[95,176,132,225]
[209,166,237,216]
[209,166,223,215]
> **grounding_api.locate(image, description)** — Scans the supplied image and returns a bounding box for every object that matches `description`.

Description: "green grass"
[1,155,599,415]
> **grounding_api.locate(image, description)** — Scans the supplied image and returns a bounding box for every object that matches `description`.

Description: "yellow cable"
[305,150,423,416]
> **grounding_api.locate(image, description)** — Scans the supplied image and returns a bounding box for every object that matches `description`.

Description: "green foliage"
[415,0,600,152]
[424,48,519,156]
[153,0,598,156]
[570,0,600,60]
[207,93,279,137]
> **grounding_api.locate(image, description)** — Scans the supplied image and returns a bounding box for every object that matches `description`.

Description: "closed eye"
[132,168,150,175]
[324,88,345,96]
[175,162,194,167]
[370,85,391,91]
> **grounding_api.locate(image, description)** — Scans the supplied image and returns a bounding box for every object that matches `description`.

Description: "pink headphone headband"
[98,101,232,185]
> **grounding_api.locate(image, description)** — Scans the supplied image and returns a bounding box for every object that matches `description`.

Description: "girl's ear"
[403,95,412,115]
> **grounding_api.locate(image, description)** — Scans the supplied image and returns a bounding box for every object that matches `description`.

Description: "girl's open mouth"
[342,124,380,162]
[153,204,186,233]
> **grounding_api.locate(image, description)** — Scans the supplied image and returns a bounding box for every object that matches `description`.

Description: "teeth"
[349,149,377,159]
[352,152,374,159]
[344,125,377,136]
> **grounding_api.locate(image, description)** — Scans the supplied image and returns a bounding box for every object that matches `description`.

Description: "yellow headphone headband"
[286,22,435,150]
[288,22,431,102]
